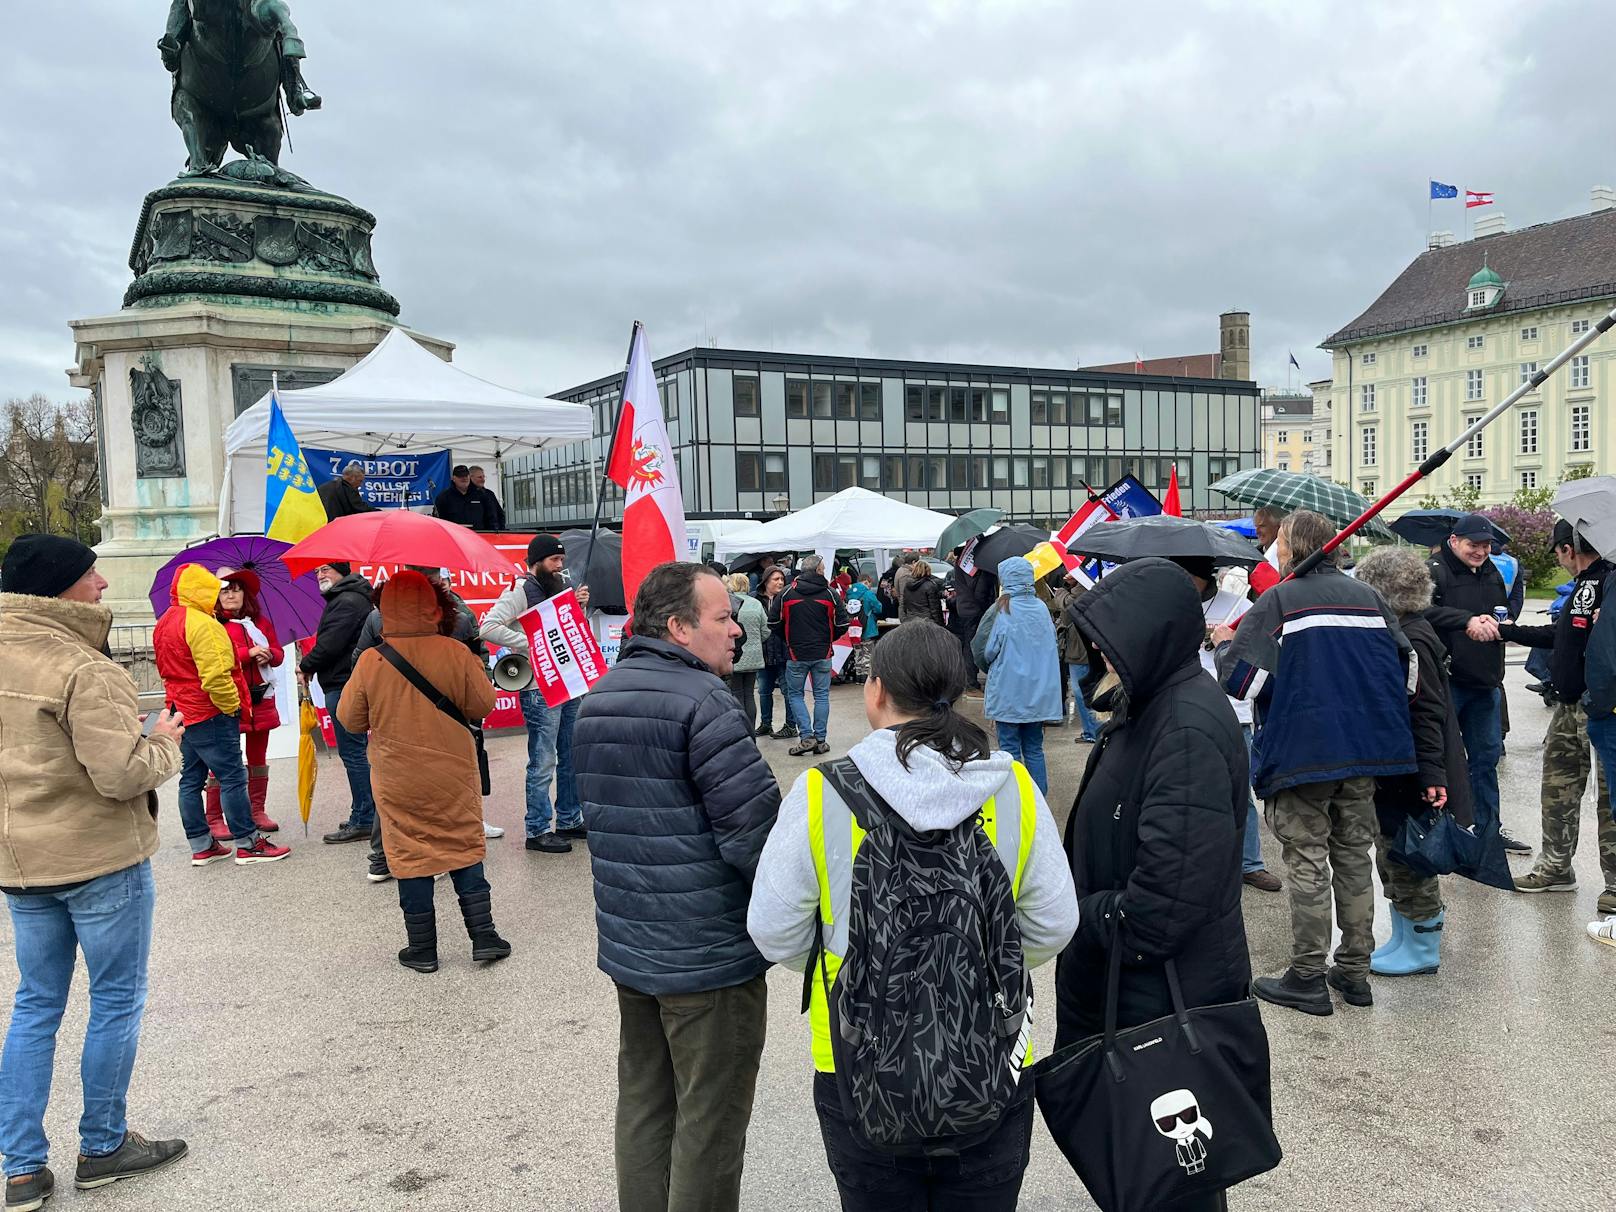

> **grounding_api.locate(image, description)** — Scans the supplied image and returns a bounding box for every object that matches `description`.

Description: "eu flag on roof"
[1430,180,1458,199]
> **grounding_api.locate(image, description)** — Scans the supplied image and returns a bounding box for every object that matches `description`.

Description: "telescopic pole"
[1289,301,1616,579]
[581,321,642,585]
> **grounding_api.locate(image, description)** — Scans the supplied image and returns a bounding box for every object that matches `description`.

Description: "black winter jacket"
[1498,559,1613,705]
[769,572,848,662]
[900,570,946,626]
[1425,545,1508,689]
[1376,614,1474,833]
[755,590,790,667]
[574,635,782,995]
[298,573,374,694]
[1055,559,1252,1046]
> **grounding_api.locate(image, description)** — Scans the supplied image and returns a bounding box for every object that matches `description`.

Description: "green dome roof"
[1468,264,1504,289]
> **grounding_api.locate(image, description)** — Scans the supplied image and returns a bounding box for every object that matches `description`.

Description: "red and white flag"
[1133,352,1145,372]
[1055,497,1115,548]
[606,324,687,608]
[1465,190,1494,209]
[519,588,608,707]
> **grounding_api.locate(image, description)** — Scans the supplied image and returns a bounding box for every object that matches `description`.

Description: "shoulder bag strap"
[376,642,470,729]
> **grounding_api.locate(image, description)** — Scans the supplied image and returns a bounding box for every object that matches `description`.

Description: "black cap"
[1552,519,1576,549]
[526,534,564,566]
[1,534,97,598]
[1451,513,1494,541]
[322,561,352,577]
[451,464,470,478]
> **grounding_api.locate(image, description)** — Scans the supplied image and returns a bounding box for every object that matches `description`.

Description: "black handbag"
[1031,944,1281,1212]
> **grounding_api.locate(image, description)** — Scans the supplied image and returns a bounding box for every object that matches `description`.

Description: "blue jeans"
[1587,714,1616,826]
[1,861,155,1176]
[786,659,832,742]
[1067,665,1100,741]
[1241,724,1265,874]
[554,698,582,830]
[758,664,787,730]
[520,689,563,836]
[176,711,254,848]
[995,721,1048,795]
[1450,682,1502,835]
[324,686,376,829]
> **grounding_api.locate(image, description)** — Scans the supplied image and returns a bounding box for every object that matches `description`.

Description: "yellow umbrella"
[298,697,320,836]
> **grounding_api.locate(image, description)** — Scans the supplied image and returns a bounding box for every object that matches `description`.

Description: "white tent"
[219,327,593,534]
[712,487,954,569]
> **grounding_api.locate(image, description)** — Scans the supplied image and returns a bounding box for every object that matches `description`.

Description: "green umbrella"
[1209,468,1394,540]
[936,508,1003,556]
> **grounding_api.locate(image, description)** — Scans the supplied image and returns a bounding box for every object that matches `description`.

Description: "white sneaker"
[1588,917,1616,948]
[483,821,505,839]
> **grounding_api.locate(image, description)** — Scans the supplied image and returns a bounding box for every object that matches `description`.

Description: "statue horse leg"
[232,111,284,167]
[172,86,227,176]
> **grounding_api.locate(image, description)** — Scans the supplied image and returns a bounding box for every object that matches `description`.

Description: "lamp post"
[771,492,790,516]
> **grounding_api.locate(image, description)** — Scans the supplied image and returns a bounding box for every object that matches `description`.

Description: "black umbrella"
[1389,508,1512,550]
[559,528,627,615]
[1065,515,1264,568]
[969,524,1047,574]
[724,552,776,575]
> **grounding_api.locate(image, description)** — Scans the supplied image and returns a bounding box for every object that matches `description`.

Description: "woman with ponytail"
[748,619,1077,1209]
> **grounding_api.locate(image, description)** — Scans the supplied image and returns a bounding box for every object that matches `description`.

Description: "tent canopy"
[219,328,593,534]
[713,487,954,567]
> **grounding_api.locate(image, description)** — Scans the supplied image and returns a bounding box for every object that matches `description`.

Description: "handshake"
[1466,614,1503,643]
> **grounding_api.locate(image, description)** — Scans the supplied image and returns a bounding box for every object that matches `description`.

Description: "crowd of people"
[2,495,1615,1209]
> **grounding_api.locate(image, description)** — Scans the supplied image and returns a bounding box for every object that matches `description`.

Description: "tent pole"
[1289,301,1616,580]
[582,321,642,588]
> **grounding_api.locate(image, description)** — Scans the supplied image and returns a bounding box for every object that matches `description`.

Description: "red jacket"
[224,614,284,732]
[154,564,250,727]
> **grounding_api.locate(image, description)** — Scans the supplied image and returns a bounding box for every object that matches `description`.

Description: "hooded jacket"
[154,564,249,725]
[769,571,848,662]
[0,593,183,889]
[732,591,768,674]
[748,727,1078,972]
[1425,543,1508,689]
[972,556,1063,724]
[899,567,946,626]
[1056,558,1253,1044]
[336,573,497,879]
[575,634,783,995]
[1379,612,1474,831]
[298,570,374,694]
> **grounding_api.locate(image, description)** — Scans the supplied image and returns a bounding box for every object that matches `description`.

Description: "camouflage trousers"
[853,637,876,681]
[1374,831,1444,922]
[1265,777,1378,980]
[1534,702,1616,885]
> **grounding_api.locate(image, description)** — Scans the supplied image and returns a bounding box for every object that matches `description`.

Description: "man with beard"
[481,536,591,853]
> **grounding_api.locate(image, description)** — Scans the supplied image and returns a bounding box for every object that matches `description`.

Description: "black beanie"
[325,561,352,577]
[526,534,564,566]
[1,534,97,598]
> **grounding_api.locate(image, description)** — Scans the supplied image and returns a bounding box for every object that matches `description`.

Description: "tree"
[0,394,101,549]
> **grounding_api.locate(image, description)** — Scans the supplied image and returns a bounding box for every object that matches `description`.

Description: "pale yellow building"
[1259,391,1315,473]
[1321,192,1616,504]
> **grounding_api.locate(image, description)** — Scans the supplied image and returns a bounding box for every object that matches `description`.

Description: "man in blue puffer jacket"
[573,561,781,1212]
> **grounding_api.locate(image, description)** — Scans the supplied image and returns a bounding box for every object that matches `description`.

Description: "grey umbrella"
[1065,514,1264,567]
[936,508,1003,556]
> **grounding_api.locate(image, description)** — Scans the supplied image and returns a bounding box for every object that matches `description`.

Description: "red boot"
[203,776,231,842]
[247,765,280,833]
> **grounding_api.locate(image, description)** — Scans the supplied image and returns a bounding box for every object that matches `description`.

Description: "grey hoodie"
[748,726,1078,970]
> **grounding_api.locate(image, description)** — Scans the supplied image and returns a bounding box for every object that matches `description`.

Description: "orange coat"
[336,575,496,879]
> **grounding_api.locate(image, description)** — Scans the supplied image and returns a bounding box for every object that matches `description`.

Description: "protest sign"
[305,447,451,509]
[518,588,608,707]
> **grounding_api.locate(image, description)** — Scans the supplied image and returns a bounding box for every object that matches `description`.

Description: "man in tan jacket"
[0,536,189,1209]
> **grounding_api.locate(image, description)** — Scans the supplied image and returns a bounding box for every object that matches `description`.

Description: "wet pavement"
[3,652,1613,1211]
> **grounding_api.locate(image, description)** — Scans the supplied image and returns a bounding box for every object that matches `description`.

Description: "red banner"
[519,588,608,707]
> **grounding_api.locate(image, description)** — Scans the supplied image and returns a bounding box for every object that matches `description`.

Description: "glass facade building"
[502,348,1261,531]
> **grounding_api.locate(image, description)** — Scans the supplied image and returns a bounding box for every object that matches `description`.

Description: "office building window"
[1466,369,1484,400]
[1069,456,1088,488]
[1031,456,1051,488]
[992,456,1010,489]
[736,451,763,492]
[1520,361,1539,386]
[812,382,834,418]
[787,379,810,418]
[733,375,759,417]
[1207,456,1241,482]
[882,454,905,490]
[1519,409,1538,454]
[764,452,786,493]
[1411,420,1428,462]
[1411,376,1427,409]
[1571,405,1591,452]
[1362,352,1377,366]
[1571,355,1590,389]
[1520,469,1537,489]
[658,378,679,421]
[1360,384,1375,411]
[860,455,881,489]
[1465,473,1484,492]
[1465,418,1484,459]
[1520,326,1539,341]
[1012,457,1030,488]
[950,387,970,423]
[1572,318,1592,335]
[1361,427,1377,466]
[1467,335,1485,350]
[814,453,859,491]
[990,388,1009,422]
[1107,394,1124,426]
[1412,343,1428,358]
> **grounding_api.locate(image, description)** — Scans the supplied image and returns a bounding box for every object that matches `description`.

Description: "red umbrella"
[280,512,520,579]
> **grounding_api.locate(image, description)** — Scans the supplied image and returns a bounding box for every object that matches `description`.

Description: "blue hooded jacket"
[975,556,1063,724]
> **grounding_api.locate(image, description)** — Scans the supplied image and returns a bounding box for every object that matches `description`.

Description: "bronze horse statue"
[159,0,321,176]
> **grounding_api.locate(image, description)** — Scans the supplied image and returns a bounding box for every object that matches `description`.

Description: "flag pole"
[1289,301,1616,580]
[582,321,643,587]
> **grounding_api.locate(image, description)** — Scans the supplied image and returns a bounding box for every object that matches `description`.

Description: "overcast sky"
[0,0,1604,404]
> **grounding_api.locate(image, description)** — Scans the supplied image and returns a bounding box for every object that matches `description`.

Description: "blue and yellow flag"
[264,392,327,541]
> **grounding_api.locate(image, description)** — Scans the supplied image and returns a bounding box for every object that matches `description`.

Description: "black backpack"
[808,758,1030,1156]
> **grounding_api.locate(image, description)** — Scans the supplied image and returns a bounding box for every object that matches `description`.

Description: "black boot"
[458,890,512,963]
[1326,965,1373,1006]
[1251,967,1332,1016]
[398,909,438,973]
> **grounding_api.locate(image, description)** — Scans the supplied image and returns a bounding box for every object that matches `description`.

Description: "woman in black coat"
[1056,558,1254,1042]
[899,558,946,626]
[1354,547,1470,978]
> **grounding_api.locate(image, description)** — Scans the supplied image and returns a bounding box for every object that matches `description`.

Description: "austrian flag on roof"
[1465,190,1494,209]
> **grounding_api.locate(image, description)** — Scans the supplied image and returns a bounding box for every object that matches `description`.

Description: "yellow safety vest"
[804,761,1038,1073]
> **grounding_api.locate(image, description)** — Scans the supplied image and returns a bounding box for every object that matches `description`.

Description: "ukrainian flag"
[264,392,327,541]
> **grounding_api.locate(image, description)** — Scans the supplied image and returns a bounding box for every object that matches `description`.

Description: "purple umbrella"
[148,536,326,641]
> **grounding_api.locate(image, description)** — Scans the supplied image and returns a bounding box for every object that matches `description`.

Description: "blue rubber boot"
[1372,910,1442,976]
[1370,907,1409,966]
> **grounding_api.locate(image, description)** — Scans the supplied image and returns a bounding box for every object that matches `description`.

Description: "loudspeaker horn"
[493,653,534,692]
